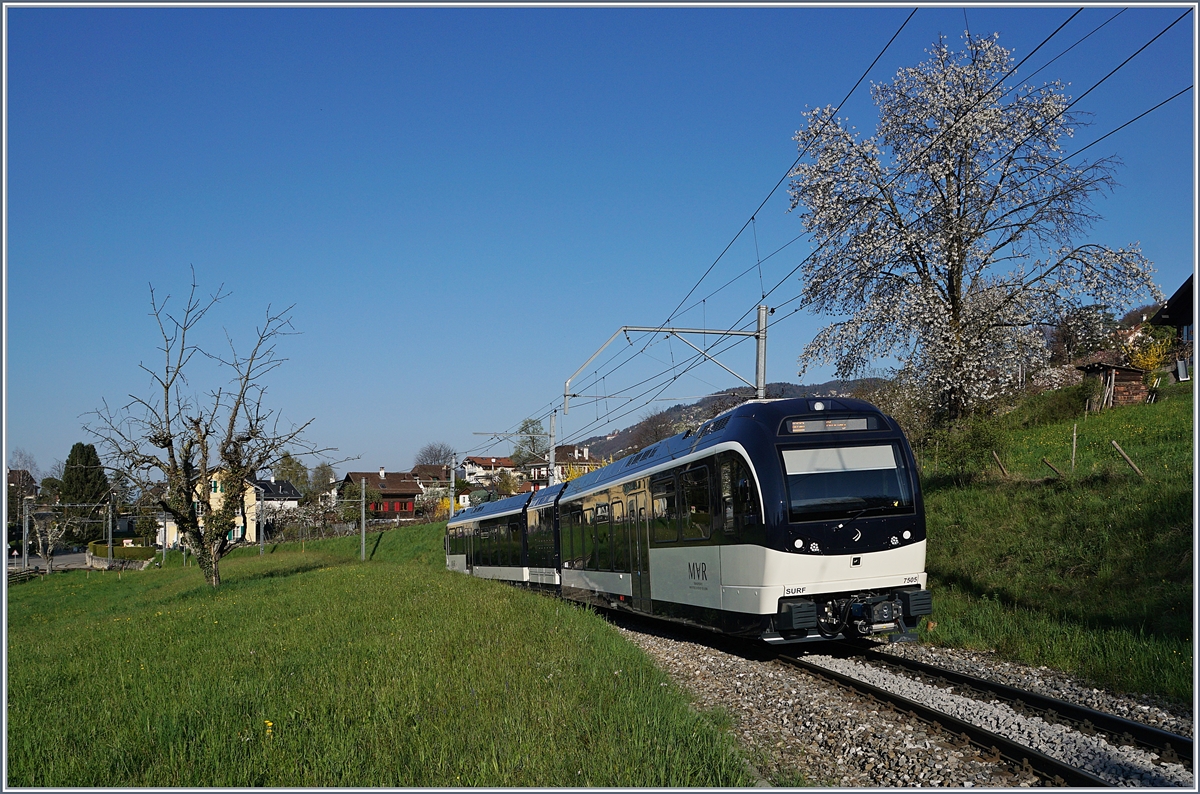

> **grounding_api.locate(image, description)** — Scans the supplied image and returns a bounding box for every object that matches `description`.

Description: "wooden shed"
[1076,363,1148,409]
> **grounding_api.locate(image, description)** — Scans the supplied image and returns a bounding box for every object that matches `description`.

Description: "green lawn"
[920,381,1193,701]
[7,527,750,787]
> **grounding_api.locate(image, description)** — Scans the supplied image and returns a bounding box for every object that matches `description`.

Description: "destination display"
[789,417,869,433]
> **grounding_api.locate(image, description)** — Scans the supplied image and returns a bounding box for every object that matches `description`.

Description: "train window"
[568,508,583,569]
[681,466,712,540]
[509,518,521,567]
[611,499,627,571]
[595,509,612,571]
[651,475,678,543]
[720,460,735,535]
[781,443,913,522]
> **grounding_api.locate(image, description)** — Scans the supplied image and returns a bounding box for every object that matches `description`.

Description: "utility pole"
[360,477,366,562]
[22,496,31,571]
[446,455,456,523]
[548,410,557,485]
[107,497,113,568]
[258,485,264,556]
[563,306,770,413]
[755,304,768,399]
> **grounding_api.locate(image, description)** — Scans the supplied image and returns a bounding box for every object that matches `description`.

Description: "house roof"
[1150,274,1193,329]
[411,464,452,483]
[252,479,303,500]
[6,469,38,496]
[1076,362,1147,375]
[341,471,423,497]
[462,456,516,469]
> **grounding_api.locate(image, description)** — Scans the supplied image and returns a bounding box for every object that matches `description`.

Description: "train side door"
[628,491,652,613]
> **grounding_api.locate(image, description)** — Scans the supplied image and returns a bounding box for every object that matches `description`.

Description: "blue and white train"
[445,396,931,644]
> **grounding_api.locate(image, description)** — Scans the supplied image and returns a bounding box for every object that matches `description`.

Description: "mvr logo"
[688,562,708,581]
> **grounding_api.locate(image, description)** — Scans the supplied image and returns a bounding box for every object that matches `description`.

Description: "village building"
[1076,363,1149,409]
[340,468,423,520]
[460,456,518,485]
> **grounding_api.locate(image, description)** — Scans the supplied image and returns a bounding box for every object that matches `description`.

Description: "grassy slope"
[920,382,1193,701]
[7,527,750,787]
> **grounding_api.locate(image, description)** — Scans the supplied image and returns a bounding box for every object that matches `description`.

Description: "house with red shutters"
[339,468,423,520]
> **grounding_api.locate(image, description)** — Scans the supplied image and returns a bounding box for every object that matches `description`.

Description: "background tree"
[788,34,1160,420]
[309,462,337,505]
[509,419,549,466]
[38,476,62,504]
[629,407,679,452]
[339,480,383,524]
[29,511,69,572]
[272,452,310,494]
[60,442,111,543]
[88,274,322,588]
[7,447,42,482]
[1048,305,1116,364]
[7,447,40,534]
[413,442,455,467]
[485,469,519,497]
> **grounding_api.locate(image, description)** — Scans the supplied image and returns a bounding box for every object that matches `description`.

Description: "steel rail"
[779,653,1113,788]
[846,643,1193,768]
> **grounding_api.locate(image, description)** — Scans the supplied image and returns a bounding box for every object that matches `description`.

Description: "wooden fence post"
[992,450,1009,478]
[1111,440,1145,478]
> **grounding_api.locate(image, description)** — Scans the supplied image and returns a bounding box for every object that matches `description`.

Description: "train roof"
[527,482,566,510]
[559,396,892,500]
[447,491,531,526]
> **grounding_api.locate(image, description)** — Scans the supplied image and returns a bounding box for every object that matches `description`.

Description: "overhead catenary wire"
[566,68,1193,446]
[575,7,1086,401]
[514,9,1188,449]
[698,6,1184,373]
[567,10,921,403]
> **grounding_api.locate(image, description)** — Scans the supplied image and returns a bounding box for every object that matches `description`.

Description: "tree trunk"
[192,539,221,588]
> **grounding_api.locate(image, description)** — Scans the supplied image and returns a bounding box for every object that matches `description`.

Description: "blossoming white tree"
[788,34,1160,419]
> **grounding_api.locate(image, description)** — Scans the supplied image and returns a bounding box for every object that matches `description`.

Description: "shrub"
[87,541,156,561]
[1004,383,1089,428]
[929,414,1008,484]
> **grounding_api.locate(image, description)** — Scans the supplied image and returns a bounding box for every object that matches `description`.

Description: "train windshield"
[781,443,913,522]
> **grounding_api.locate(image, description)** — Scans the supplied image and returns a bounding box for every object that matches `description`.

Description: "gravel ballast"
[618,624,1194,787]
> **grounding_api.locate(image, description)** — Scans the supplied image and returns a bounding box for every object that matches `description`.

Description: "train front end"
[735,397,932,643]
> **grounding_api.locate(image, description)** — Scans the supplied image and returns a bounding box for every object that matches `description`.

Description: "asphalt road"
[8,551,88,570]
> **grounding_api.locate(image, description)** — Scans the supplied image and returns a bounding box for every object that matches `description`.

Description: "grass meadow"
[7,382,1193,785]
[7,528,751,787]
[918,381,1194,701]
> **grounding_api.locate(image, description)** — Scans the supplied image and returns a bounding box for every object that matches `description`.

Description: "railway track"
[783,646,1193,787]
[842,641,1192,769]
[781,651,1110,786]
[605,610,1192,786]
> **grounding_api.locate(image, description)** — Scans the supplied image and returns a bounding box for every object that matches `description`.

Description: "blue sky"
[4,5,1195,479]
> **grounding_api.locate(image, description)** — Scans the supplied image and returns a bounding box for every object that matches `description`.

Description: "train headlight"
[809,542,820,553]
[889,536,900,546]
[902,530,911,540]
[794,539,803,550]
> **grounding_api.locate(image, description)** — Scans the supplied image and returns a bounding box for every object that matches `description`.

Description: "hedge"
[87,541,156,561]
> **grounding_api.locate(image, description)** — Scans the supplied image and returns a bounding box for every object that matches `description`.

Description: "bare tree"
[788,34,1160,420]
[7,447,41,482]
[629,407,680,452]
[29,507,91,573]
[87,273,325,588]
[413,442,455,467]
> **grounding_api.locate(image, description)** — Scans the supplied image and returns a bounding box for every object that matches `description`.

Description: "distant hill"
[576,378,879,460]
